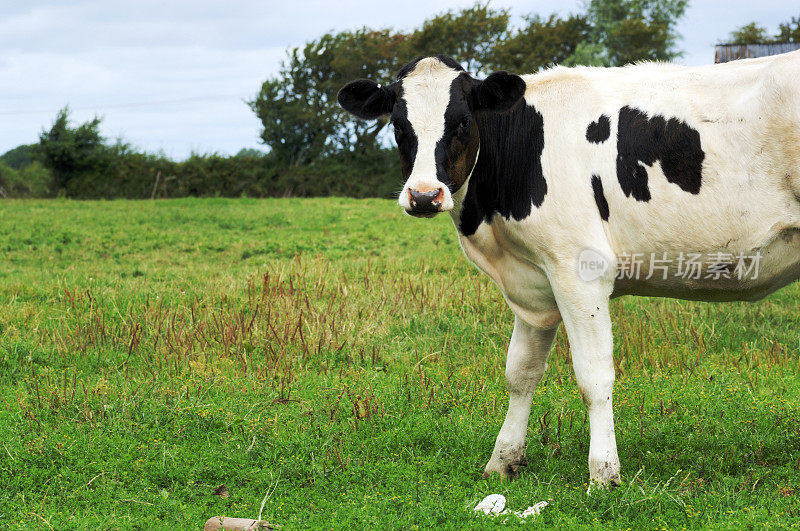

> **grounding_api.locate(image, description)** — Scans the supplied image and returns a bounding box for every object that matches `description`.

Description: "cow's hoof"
[587,459,621,492]
[482,453,527,481]
[586,476,621,494]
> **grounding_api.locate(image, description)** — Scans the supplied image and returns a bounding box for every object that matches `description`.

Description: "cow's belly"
[612,227,800,302]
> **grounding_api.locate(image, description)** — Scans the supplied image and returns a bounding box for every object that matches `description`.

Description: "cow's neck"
[455,102,547,237]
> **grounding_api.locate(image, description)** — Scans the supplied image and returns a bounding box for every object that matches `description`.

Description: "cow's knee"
[576,370,614,409]
[505,360,546,395]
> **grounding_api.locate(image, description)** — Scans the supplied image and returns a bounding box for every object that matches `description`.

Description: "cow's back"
[516,51,800,301]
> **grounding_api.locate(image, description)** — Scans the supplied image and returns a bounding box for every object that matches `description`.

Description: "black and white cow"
[338,53,800,488]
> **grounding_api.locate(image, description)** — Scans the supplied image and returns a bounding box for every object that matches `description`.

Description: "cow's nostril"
[409,187,442,203]
[407,187,445,214]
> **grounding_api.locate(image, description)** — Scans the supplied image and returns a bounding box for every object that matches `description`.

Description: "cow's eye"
[458,116,471,132]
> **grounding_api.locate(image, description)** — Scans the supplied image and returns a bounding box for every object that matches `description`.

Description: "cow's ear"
[337,79,395,120]
[472,72,526,112]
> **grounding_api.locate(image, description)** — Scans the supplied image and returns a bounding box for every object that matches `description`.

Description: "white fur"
[401,51,800,487]
[397,58,460,211]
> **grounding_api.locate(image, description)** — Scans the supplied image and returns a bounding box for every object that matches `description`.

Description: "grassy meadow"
[1,197,799,529]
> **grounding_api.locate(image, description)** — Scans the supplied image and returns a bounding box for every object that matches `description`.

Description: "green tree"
[0,161,51,198]
[405,2,510,74]
[727,22,770,44]
[562,42,608,67]
[487,14,591,73]
[250,76,333,166]
[249,28,406,165]
[776,16,800,42]
[586,0,689,65]
[234,148,265,158]
[726,15,800,45]
[0,144,38,170]
[38,108,108,195]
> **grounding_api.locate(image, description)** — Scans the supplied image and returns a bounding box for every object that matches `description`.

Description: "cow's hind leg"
[483,317,558,480]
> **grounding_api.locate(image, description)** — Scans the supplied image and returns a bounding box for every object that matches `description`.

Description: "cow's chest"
[455,221,561,328]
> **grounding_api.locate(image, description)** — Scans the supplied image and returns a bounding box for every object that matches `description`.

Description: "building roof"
[715,42,800,63]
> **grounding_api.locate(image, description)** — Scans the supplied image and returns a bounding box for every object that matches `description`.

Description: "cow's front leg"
[483,317,558,480]
[552,275,620,489]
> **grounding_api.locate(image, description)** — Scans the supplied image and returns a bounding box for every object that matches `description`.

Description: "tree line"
[0,109,398,199]
[726,16,800,45]
[249,0,689,171]
[1,2,797,199]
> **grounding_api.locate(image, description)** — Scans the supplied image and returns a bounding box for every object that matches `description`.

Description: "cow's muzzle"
[406,187,445,218]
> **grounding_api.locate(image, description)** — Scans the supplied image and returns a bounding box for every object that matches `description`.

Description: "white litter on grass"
[474,494,506,515]
[473,494,548,521]
[513,501,549,519]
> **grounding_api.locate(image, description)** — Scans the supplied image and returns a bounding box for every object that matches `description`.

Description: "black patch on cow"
[586,115,610,143]
[459,101,547,236]
[616,106,704,202]
[591,175,610,221]
[390,88,418,180]
[430,75,479,191]
[471,72,526,112]
[337,79,396,120]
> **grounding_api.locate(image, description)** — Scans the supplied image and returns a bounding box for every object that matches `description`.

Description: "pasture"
[1,198,799,529]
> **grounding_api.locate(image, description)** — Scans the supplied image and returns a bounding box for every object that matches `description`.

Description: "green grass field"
[1,198,799,529]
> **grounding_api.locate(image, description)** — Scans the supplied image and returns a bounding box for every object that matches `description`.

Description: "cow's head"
[338,55,525,217]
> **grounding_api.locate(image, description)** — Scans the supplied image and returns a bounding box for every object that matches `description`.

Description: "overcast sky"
[0,1,795,159]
